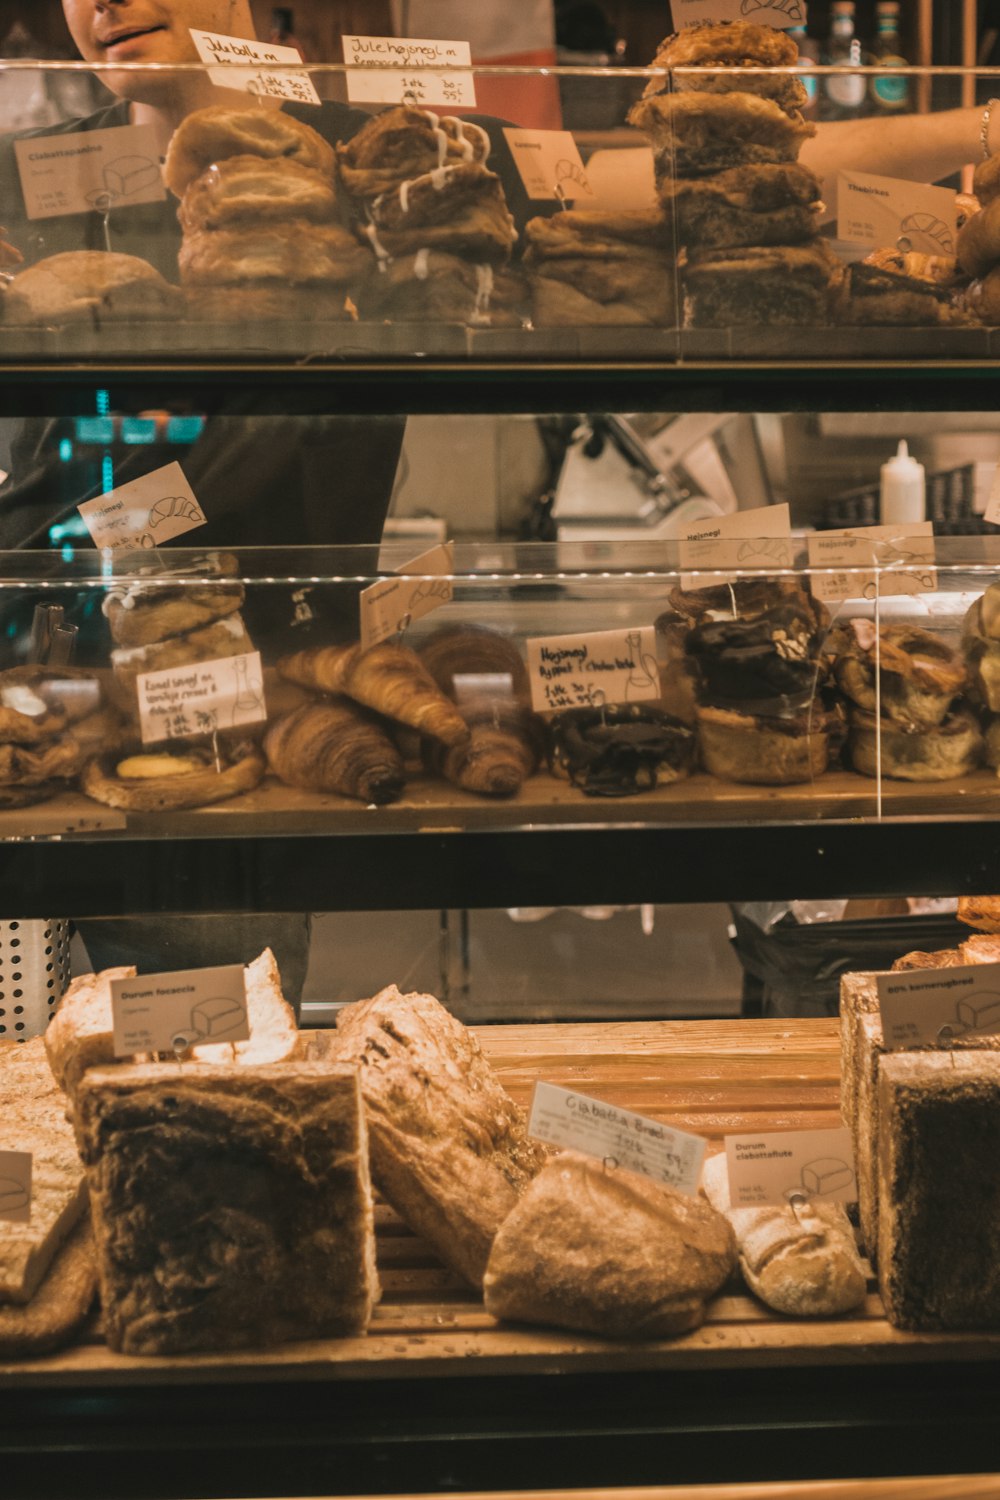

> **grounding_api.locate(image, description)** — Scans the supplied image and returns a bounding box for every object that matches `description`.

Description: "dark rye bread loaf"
[330,986,546,1288]
[877,1052,1000,1330]
[74,1061,378,1355]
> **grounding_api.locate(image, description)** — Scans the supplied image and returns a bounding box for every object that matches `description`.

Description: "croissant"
[423,699,544,797]
[417,624,530,702]
[277,642,469,747]
[264,699,405,805]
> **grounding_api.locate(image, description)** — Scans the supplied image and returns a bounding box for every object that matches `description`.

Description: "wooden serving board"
[5,1018,1000,1388]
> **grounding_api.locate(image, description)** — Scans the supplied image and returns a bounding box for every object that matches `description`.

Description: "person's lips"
[98,24,168,51]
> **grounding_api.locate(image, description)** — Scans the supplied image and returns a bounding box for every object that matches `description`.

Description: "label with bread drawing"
[528,1082,706,1196]
[78,462,206,554]
[111,964,249,1057]
[342,35,476,108]
[189,29,321,105]
[502,129,592,204]
[679,502,793,590]
[807,523,936,603]
[0,1150,32,1226]
[14,124,165,220]
[724,1128,857,1208]
[360,542,455,652]
[670,0,807,30]
[136,649,266,745]
[526,625,659,714]
[838,170,957,255]
[876,962,1000,1050]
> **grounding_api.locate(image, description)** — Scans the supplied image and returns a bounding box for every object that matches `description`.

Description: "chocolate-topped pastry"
[658,163,823,253]
[687,596,827,713]
[642,22,807,116]
[548,704,695,797]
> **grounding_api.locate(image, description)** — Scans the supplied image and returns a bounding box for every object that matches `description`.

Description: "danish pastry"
[179,221,370,287]
[81,742,265,811]
[164,106,336,197]
[179,155,340,233]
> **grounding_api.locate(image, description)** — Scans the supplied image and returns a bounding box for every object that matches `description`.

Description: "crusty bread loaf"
[701,1151,865,1317]
[0,1218,97,1358]
[0,1038,88,1306]
[329,986,546,1287]
[484,1151,736,1338]
[75,1061,378,1355]
[839,970,882,1139]
[46,948,298,1101]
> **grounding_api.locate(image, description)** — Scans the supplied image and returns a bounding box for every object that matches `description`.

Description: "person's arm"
[800,105,988,209]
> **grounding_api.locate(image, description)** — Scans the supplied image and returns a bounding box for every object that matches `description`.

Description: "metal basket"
[0,920,72,1041]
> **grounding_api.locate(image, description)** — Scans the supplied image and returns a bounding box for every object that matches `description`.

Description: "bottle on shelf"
[821,1,868,122]
[786,24,821,121]
[880,439,926,527]
[869,1,911,115]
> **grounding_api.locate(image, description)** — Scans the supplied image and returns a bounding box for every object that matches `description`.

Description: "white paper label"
[342,34,476,107]
[78,462,206,553]
[0,1150,32,1225]
[837,169,957,255]
[14,125,165,221]
[529,1081,706,1196]
[876,963,1000,1050]
[111,964,249,1056]
[360,542,454,651]
[724,1128,856,1208]
[670,0,807,30]
[679,503,793,588]
[136,650,266,745]
[502,128,592,203]
[807,523,936,602]
[190,28,321,104]
[985,464,1000,527]
[526,624,659,714]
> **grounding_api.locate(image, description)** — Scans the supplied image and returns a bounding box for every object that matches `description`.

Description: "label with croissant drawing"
[0,1149,32,1226]
[669,0,807,31]
[838,170,957,255]
[678,502,793,589]
[807,523,936,602]
[136,650,266,745]
[342,35,476,108]
[724,1127,857,1208]
[360,541,455,651]
[502,129,592,203]
[529,1082,705,1197]
[190,29,321,105]
[526,625,659,714]
[78,462,206,553]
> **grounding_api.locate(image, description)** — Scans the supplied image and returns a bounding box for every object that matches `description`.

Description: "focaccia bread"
[329,986,546,1287]
[484,1151,736,1338]
[164,105,336,196]
[75,1061,378,1354]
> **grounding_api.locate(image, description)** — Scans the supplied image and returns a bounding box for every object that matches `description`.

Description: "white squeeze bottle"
[880,440,925,526]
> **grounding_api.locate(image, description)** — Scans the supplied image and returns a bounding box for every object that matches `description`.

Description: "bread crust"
[0,1220,97,1358]
[957,196,1000,280]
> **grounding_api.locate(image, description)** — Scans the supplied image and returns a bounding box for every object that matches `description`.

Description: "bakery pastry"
[181,282,351,322]
[110,612,254,693]
[336,107,491,201]
[353,250,527,326]
[484,1151,736,1339]
[164,105,336,197]
[839,256,969,327]
[264,699,405,804]
[81,740,265,811]
[697,701,844,785]
[329,986,546,1288]
[548,703,695,795]
[179,220,370,287]
[658,163,823,252]
[524,209,676,328]
[628,92,815,177]
[832,620,966,731]
[963,266,1000,325]
[846,704,983,781]
[643,21,805,114]
[4,251,182,327]
[417,623,530,701]
[957,895,1000,932]
[957,196,1000,280]
[683,238,843,327]
[423,699,544,797]
[525,208,673,259]
[178,155,340,233]
[0,1219,97,1359]
[962,590,1000,709]
[363,162,517,264]
[686,593,828,713]
[102,553,244,648]
[892,948,963,970]
[278,641,469,746]
[701,1152,865,1318]
[75,1060,378,1354]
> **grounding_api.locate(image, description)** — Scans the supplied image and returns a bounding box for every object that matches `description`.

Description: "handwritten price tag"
[111,964,249,1056]
[78,462,206,553]
[876,963,1000,1051]
[0,1149,32,1225]
[670,0,807,29]
[342,34,476,108]
[725,1127,856,1209]
[838,169,956,255]
[190,29,320,105]
[526,625,659,714]
[359,542,454,651]
[502,128,592,203]
[529,1082,705,1196]
[14,124,165,221]
[679,502,793,588]
[136,650,266,745]
[807,523,936,602]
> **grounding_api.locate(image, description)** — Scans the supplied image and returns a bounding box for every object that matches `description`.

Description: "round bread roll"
[848,705,983,781]
[179,155,340,233]
[4,251,181,327]
[957,197,1000,280]
[179,221,370,287]
[697,703,841,785]
[164,105,336,197]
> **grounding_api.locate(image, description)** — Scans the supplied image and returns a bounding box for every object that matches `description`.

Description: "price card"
[525,625,659,714]
[724,1127,856,1209]
[78,462,206,553]
[529,1082,706,1196]
[190,28,321,104]
[876,963,1000,1051]
[136,649,266,745]
[502,128,592,203]
[807,523,936,603]
[837,169,957,255]
[111,964,249,1056]
[670,0,807,30]
[0,1150,32,1225]
[342,35,476,108]
[679,502,793,588]
[359,542,454,651]
[14,124,165,220]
